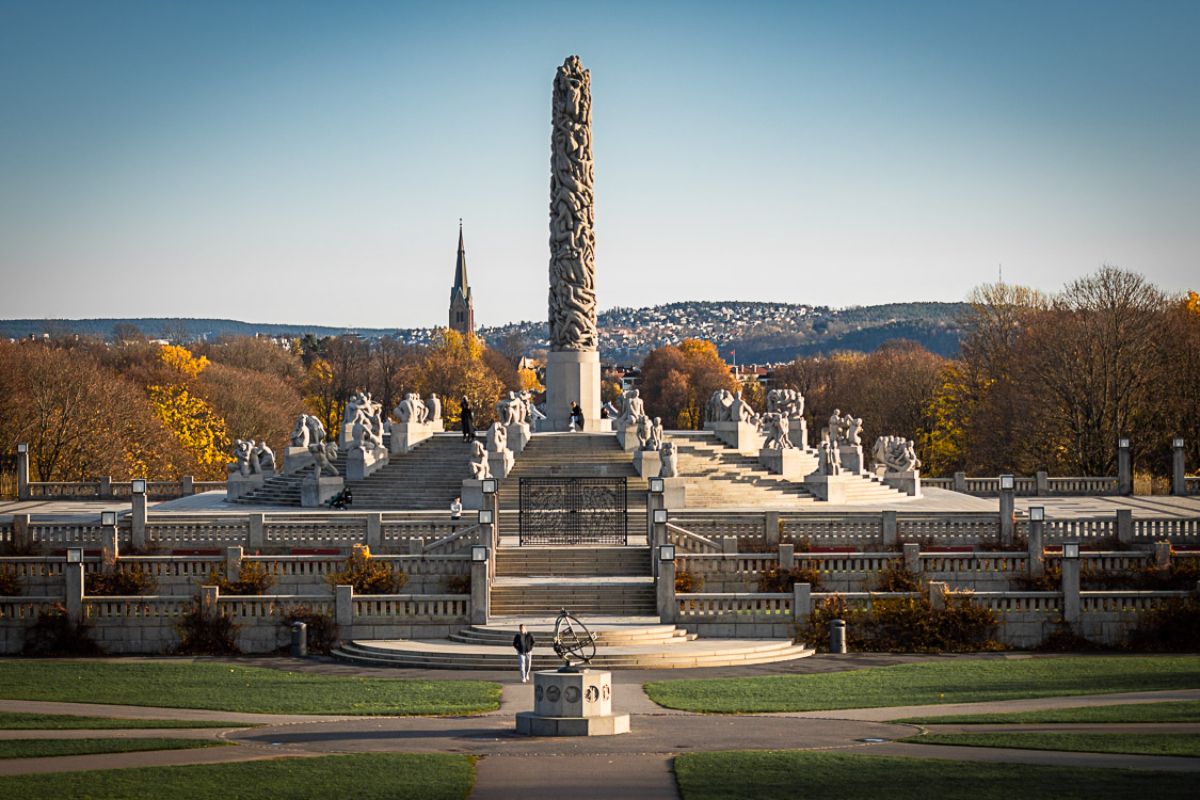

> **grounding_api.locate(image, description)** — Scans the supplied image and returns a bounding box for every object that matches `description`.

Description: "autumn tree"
[406,329,506,428]
[638,339,737,429]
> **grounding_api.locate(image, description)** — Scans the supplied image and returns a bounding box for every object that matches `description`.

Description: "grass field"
[645,656,1200,713]
[0,752,473,800]
[899,700,1200,725]
[674,750,1197,800]
[0,712,251,730]
[0,661,501,715]
[0,738,228,760]
[902,732,1200,758]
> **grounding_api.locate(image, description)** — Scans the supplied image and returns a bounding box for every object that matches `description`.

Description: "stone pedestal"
[430,419,445,433]
[516,669,630,737]
[487,449,515,479]
[506,423,532,454]
[390,422,433,455]
[632,449,661,478]
[883,469,922,497]
[759,448,806,480]
[461,479,485,510]
[545,350,602,432]
[804,473,850,503]
[839,445,864,475]
[788,417,809,448]
[301,475,343,507]
[225,473,265,501]
[662,477,687,509]
[347,446,388,482]
[597,418,614,432]
[283,446,314,475]
[615,422,639,452]
[339,423,355,447]
[708,421,763,454]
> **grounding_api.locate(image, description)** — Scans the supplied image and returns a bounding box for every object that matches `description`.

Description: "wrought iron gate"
[518,477,628,545]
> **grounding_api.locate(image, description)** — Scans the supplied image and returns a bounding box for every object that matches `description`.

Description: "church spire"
[448,220,474,334]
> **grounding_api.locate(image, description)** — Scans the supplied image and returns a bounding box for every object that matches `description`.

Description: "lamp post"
[657,543,676,624]
[15,442,29,500]
[470,545,490,625]
[998,474,1016,546]
[130,478,148,550]
[1061,540,1081,626]
[1117,437,1132,495]
[1027,506,1045,577]
[1172,437,1187,496]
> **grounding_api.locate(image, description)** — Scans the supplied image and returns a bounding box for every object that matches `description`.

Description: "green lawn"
[0,712,252,730]
[903,732,1200,758]
[0,753,473,800]
[0,738,228,760]
[645,656,1200,713]
[899,700,1200,725]
[0,661,501,716]
[674,751,1197,800]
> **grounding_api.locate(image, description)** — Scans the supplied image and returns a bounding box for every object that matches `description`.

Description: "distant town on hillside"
[0,300,968,364]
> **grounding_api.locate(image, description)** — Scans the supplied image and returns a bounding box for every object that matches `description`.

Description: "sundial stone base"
[515,669,630,737]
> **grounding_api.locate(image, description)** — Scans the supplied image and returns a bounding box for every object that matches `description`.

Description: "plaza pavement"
[2,655,1199,798]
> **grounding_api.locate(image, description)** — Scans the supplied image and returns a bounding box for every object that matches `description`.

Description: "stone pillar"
[12,514,31,553]
[650,511,667,579]
[98,476,113,500]
[366,513,383,552]
[335,584,354,627]
[1117,438,1132,495]
[545,56,601,432]
[721,536,737,555]
[65,557,84,624]
[1036,470,1049,497]
[657,555,676,623]
[953,471,967,493]
[998,477,1015,547]
[778,543,795,571]
[927,580,947,610]
[248,513,265,551]
[409,537,425,555]
[1172,439,1187,497]
[881,511,898,550]
[1116,509,1134,547]
[792,582,811,623]
[130,492,148,551]
[764,511,780,547]
[16,444,30,501]
[902,542,920,575]
[1061,557,1081,626]
[225,546,243,583]
[200,585,220,619]
[1027,515,1045,578]
[101,522,120,565]
[1153,541,1171,569]
[470,556,490,625]
[181,475,195,496]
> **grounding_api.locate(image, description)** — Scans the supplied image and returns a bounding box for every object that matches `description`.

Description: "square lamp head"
[131,478,147,495]
[658,544,676,562]
[649,477,664,494]
[100,511,117,527]
[1174,437,1185,449]
[477,509,494,526]
[652,508,668,525]
[1118,437,1130,449]
[1063,541,1080,560]
[66,547,83,564]
[471,545,489,563]
[1029,506,1045,522]
[16,442,28,454]
[481,478,497,495]
[999,474,1015,491]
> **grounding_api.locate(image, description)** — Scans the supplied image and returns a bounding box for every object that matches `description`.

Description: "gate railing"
[518,477,628,545]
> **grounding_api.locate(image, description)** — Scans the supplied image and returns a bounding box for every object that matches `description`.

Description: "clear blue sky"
[1,0,1196,328]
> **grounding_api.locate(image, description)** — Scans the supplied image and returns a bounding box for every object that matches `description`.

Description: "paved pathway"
[2,672,1199,796]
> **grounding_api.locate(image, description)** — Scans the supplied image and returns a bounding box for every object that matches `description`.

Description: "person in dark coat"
[513,623,535,683]
[570,401,584,431]
[461,396,474,442]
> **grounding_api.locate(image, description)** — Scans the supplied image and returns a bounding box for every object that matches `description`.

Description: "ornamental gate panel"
[518,477,628,545]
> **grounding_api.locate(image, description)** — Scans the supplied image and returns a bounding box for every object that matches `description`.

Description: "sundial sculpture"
[551,607,596,671]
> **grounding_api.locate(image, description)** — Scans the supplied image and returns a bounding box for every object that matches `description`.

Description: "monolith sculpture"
[545,55,601,431]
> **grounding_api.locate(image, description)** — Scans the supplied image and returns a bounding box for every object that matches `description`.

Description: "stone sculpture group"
[873,435,921,473]
[228,438,275,476]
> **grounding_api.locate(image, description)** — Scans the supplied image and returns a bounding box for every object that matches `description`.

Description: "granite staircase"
[344,433,473,509]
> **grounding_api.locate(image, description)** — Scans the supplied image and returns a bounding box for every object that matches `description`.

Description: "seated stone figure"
[253,440,276,472]
[309,441,339,476]
[659,441,679,478]
[305,415,327,447]
[469,440,492,480]
[731,391,757,425]
[705,389,735,423]
[762,413,793,450]
[635,414,653,450]
[228,439,253,476]
[486,421,508,452]
[291,414,311,448]
[427,393,442,422]
[649,417,664,451]
[520,390,547,421]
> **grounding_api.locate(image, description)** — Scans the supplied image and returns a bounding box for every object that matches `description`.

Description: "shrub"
[22,603,103,656]
[444,574,471,594]
[757,566,822,593]
[281,604,339,655]
[175,600,240,655]
[204,560,276,595]
[1011,564,1062,592]
[1035,624,1107,652]
[87,565,158,596]
[1123,597,1200,652]
[800,592,1000,653]
[327,545,406,594]
[0,566,21,596]
[675,569,703,593]
[873,562,923,592]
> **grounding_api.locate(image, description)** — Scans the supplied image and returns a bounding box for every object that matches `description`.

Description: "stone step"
[448,621,695,646]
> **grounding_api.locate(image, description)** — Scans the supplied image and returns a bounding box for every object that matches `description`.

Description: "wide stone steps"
[490,578,656,616]
[495,546,650,577]
[232,453,351,506]
[345,434,474,509]
[332,636,814,670]
[448,621,694,646]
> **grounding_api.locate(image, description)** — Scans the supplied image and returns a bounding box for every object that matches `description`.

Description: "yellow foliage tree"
[146,344,229,479]
[159,344,209,379]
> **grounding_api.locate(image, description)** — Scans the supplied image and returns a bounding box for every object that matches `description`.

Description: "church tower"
[448,221,474,334]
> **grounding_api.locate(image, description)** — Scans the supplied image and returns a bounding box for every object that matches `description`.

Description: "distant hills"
[1,301,969,363]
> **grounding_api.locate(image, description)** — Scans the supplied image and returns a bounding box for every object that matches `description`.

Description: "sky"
[1,0,1197,329]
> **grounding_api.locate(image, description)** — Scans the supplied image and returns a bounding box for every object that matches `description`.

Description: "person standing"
[450,496,463,520]
[513,623,535,683]
[570,401,584,431]
[461,396,474,442]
